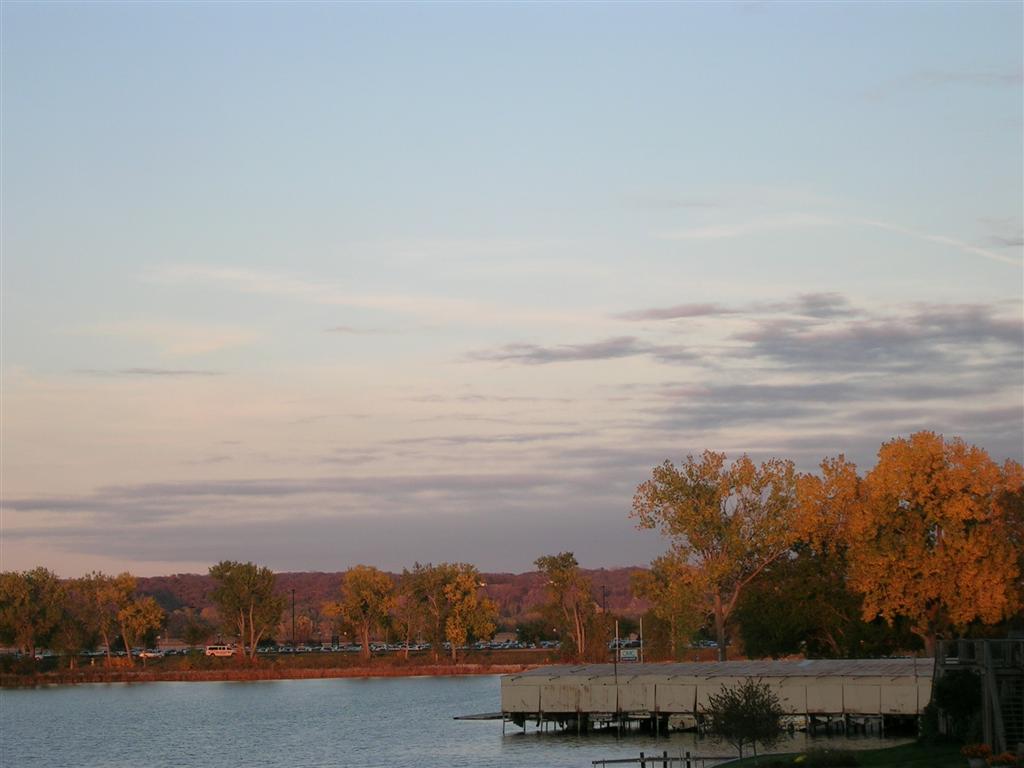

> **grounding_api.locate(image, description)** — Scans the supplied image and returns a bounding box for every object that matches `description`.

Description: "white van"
[204,644,234,657]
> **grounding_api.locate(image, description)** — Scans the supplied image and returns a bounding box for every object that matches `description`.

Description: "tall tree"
[405,562,459,662]
[535,552,594,661]
[443,565,497,663]
[118,597,165,664]
[631,452,799,660]
[631,552,702,659]
[392,572,424,659]
[208,561,285,661]
[340,565,395,660]
[51,578,98,668]
[847,432,1022,654]
[0,567,65,657]
[77,571,136,664]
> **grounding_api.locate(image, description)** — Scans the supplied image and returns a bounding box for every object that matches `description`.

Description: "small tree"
[702,678,785,760]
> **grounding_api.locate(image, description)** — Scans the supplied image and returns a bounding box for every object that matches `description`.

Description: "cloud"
[73,322,259,357]
[324,325,393,335]
[616,293,855,323]
[390,431,584,446]
[467,337,695,365]
[859,218,1023,267]
[615,303,732,321]
[147,264,594,328]
[659,212,834,241]
[733,303,1023,371]
[76,368,222,377]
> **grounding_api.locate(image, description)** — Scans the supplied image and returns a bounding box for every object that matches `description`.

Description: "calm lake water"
[0,675,912,768]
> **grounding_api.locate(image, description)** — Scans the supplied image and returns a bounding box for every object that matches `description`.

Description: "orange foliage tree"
[631,452,799,660]
[846,432,1023,655]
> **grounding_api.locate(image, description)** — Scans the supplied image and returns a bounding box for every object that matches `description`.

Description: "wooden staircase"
[936,638,1024,754]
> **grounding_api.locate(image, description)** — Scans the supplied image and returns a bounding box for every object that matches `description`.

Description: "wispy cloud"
[324,325,393,335]
[76,368,223,377]
[73,322,259,357]
[615,303,732,321]
[616,293,855,323]
[468,337,695,365]
[147,264,594,328]
[659,212,834,241]
[859,218,1023,267]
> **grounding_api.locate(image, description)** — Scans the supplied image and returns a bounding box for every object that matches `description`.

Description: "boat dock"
[500,658,933,734]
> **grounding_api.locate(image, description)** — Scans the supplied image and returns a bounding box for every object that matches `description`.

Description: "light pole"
[291,588,296,647]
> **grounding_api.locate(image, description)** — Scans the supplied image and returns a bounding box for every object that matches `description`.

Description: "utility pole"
[291,588,296,647]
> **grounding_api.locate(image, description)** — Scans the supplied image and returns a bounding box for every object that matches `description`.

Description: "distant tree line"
[3,431,1020,665]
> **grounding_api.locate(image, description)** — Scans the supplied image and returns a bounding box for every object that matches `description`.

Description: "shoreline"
[1,662,535,688]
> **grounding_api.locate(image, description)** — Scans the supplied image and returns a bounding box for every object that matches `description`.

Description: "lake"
[1,675,912,767]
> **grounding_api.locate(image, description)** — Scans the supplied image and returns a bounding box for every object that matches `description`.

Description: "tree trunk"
[102,631,112,667]
[121,622,134,665]
[360,624,371,660]
[670,616,677,660]
[450,641,458,664]
[236,612,246,660]
[714,593,727,661]
[922,633,936,658]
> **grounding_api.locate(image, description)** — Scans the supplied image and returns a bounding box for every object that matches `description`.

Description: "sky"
[2,1,1022,578]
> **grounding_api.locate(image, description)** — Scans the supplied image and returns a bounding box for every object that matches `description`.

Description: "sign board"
[619,648,639,663]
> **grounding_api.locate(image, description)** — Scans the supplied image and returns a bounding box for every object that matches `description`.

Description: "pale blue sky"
[3,1,1022,576]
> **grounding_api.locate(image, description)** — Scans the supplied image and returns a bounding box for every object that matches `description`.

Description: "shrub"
[702,677,785,760]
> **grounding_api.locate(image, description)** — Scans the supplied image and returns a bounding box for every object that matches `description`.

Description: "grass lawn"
[718,741,966,768]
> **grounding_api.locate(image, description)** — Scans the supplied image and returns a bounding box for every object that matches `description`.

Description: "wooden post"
[662,749,668,768]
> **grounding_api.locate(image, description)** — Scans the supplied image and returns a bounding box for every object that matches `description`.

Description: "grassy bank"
[719,742,966,768]
[1,648,556,687]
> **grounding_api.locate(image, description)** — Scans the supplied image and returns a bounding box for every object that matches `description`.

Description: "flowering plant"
[962,744,993,758]
[986,753,1020,767]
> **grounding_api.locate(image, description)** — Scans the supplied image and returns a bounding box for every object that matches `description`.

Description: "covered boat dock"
[500,658,933,735]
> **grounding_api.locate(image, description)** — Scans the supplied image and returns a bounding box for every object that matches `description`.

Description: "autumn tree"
[51,578,98,668]
[631,552,702,659]
[118,596,165,664]
[209,561,285,661]
[77,571,136,664]
[392,572,425,659]
[405,562,459,662]
[847,432,1023,654]
[340,565,395,660]
[0,567,65,657]
[443,565,497,663]
[535,552,594,660]
[632,452,799,660]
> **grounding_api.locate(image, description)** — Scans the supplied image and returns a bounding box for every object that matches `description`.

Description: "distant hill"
[137,567,649,622]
